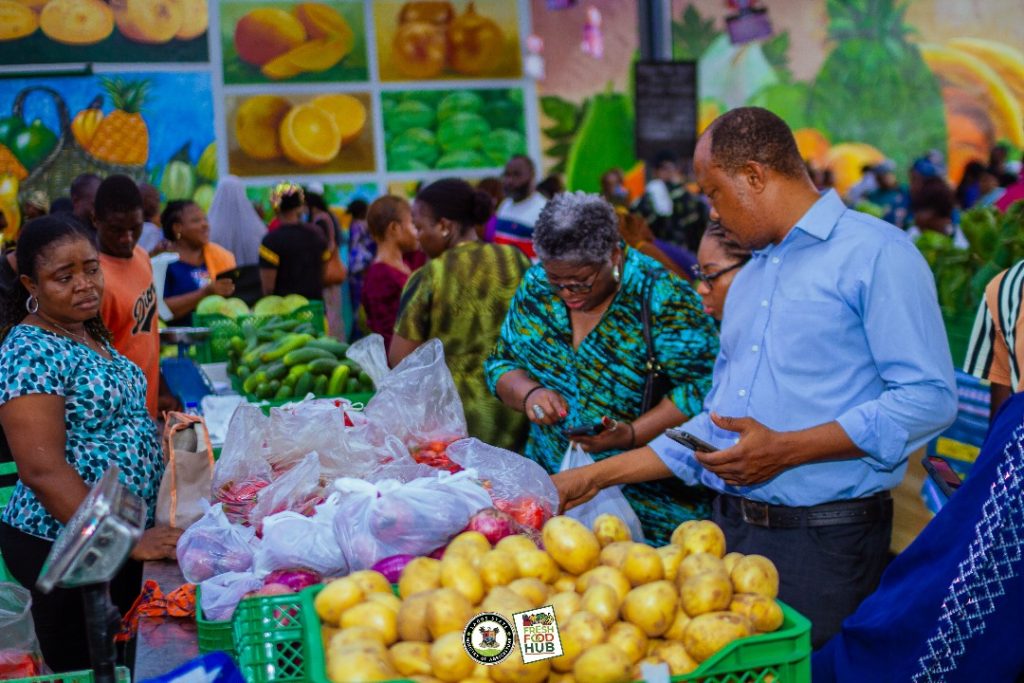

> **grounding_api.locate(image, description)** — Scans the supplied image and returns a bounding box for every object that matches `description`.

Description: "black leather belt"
[719,491,892,529]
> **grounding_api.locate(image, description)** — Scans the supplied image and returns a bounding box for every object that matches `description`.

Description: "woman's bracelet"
[627,422,637,448]
[521,385,544,413]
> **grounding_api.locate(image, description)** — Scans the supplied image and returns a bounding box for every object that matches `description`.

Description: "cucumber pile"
[225,317,374,401]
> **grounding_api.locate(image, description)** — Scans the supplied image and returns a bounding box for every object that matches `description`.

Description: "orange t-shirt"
[100,246,160,418]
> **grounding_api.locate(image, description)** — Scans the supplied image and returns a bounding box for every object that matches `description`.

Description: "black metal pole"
[638,0,673,61]
[81,583,119,683]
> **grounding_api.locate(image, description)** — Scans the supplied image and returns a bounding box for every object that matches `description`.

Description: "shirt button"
[772,257,780,264]
[761,299,769,307]
[738,389,747,397]
[751,345,759,352]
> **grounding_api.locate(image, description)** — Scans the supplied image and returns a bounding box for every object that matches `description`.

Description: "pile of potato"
[314,515,783,683]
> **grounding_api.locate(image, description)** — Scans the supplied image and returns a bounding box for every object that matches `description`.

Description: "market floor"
[890,448,934,553]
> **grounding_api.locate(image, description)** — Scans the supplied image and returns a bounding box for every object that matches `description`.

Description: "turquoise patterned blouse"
[485,248,719,545]
[0,325,163,541]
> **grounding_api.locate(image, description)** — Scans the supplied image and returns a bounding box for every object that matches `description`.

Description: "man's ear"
[743,161,768,193]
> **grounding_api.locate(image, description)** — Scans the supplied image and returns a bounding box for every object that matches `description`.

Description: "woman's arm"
[494,369,567,425]
[552,446,674,511]
[260,267,277,296]
[388,334,423,367]
[0,394,89,523]
[164,278,234,319]
[572,396,686,452]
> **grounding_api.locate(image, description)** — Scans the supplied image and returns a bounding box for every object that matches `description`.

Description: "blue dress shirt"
[651,190,958,506]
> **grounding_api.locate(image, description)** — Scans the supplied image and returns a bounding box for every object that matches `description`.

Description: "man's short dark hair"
[507,154,535,173]
[93,174,143,219]
[70,173,101,200]
[911,177,955,219]
[705,107,807,179]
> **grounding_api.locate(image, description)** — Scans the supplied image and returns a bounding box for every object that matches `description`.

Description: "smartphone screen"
[216,268,240,282]
[563,422,605,438]
[924,455,963,498]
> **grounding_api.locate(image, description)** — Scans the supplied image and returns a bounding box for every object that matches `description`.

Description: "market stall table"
[134,560,198,680]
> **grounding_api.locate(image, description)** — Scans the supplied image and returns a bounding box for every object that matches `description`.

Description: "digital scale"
[159,327,216,412]
[37,466,145,683]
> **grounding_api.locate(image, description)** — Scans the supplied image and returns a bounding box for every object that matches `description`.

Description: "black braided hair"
[0,214,111,344]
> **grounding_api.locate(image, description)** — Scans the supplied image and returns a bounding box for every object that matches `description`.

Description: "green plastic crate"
[231,586,810,683]
[6,667,130,683]
[195,302,326,364]
[196,585,236,657]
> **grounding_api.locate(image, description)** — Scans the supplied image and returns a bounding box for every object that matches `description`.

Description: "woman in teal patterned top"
[485,193,719,545]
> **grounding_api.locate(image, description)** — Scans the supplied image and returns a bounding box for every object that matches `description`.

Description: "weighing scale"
[160,327,216,412]
[37,466,145,683]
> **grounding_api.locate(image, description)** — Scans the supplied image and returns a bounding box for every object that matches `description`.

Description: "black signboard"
[634,61,698,164]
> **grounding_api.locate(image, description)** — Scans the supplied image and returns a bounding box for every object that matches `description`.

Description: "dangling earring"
[25,294,38,314]
[612,262,621,283]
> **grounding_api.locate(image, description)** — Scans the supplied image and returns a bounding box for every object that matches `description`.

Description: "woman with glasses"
[485,192,719,543]
[692,222,752,322]
[391,178,531,451]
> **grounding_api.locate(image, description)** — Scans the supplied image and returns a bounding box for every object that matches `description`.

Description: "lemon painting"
[220,0,368,85]
[226,91,375,177]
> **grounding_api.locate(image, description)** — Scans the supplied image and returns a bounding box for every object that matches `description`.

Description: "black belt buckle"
[740,498,771,528]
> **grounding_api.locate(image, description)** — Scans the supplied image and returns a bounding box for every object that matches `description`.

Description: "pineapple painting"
[86,77,150,166]
[806,0,947,173]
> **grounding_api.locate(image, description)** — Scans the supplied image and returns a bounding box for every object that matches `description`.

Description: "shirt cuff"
[649,433,704,486]
[835,406,910,472]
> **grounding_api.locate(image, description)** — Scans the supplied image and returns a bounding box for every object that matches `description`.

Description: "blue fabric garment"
[812,391,1024,683]
[650,189,958,506]
[164,259,210,326]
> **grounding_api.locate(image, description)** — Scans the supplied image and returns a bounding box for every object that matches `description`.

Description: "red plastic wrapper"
[0,651,42,679]
[214,478,269,526]
[410,440,463,473]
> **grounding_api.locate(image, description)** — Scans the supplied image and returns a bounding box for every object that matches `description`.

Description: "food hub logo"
[513,605,563,663]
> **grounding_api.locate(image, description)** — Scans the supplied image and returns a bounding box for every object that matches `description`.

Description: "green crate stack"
[195,585,236,657]
[230,585,811,683]
[195,302,326,364]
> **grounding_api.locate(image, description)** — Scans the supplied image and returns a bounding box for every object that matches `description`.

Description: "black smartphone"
[216,268,241,283]
[563,421,606,438]
[923,455,963,498]
[665,429,717,452]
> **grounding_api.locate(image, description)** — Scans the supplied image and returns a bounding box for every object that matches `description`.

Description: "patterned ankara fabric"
[0,325,163,540]
[812,391,1024,683]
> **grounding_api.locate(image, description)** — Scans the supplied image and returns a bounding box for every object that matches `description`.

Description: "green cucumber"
[313,375,328,395]
[285,363,310,383]
[308,358,340,375]
[263,362,288,381]
[261,333,314,363]
[273,384,292,400]
[282,347,335,367]
[294,373,313,397]
[306,337,349,357]
[326,364,350,395]
[242,371,267,395]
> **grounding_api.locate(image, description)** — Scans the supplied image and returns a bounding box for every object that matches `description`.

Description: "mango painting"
[0,0,209,64]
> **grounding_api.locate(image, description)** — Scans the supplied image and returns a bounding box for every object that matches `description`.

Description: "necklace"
[36,313,89,345]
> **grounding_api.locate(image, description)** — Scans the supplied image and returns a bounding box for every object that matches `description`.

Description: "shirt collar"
[791,189,846,241]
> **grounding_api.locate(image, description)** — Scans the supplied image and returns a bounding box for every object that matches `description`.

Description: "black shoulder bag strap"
[640,274,672,413]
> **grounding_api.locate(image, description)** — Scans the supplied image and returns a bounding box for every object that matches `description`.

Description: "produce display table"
[134,561,198,680]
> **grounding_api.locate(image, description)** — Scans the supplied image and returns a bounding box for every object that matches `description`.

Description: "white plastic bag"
[0,582,46,677]
[348,336,467,448]
[199,572,263,622]
[332,469,492,570]
[212,404,273,524]
[176,503,257,583]
[558,443,645,542]
[249,452,326,532]
[254,493,348,577]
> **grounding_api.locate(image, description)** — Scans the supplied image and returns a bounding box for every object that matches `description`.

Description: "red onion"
[263,568,321,592]
[465,508,518,545]
[371,554,415,583]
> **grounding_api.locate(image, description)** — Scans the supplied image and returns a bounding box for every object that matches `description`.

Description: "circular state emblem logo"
[464,612,515,665]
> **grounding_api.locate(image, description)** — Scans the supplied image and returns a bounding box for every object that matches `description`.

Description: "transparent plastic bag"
[176,503,257,584]
[446,438,560,529]
[332,470,493,570]
[249,452,326,533]
[263,399,352,474]
[0,583,45,678]
[348,336,467,448]
[558,443,646,542]
[212,404,273,524]
[254,493,348,577]
[199,572,263,622]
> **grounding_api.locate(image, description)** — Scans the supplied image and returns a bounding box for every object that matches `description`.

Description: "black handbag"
[640,275,674,412]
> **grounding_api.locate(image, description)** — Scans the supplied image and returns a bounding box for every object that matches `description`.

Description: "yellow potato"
[495,534,539,556]
[508,577,551,607]
[399,557,442,598]
[656,544,686,582]
[426,588,473,639]
[340,602,398,645]
[549,591,582,622]
[599,541,633,569]
[573,643,633,683]
[677,552,727,582]
[430,632,475,682]
[682,611,753,662]
[365,591,402,614]
[441,555,485,605]
[730,555,780,599]
[331,626,386,648]
[516,549,561,584]
[325,650,395,682]
[446,530,492,557]
[580,583,621,627]
[480,585,532,621]
[679,571,733,617]
[409,677,445,683]
[397,590,433,642]
[389,641,432,677]
[676,520,726,558]
[651,640,699,676]
[315,577,364,626]
[552,611,606,672]
[669,520,698,547]
[606,621,648,664]
[621,543,665,586]
[722,552,745,575]
[490,649,550,683]
[592,513,632,546]
[663,606,692,640]
[576,566,631,603]
[321,625,339,651]
[622,581,678,637]
[479,549,519,589]
[543,516,601,575]
[347,569,392,595]
[553,572,578,593]
[547,673,577,683]
[730,593,784,632]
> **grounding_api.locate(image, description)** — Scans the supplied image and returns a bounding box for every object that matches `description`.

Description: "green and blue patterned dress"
[484,248,719,545]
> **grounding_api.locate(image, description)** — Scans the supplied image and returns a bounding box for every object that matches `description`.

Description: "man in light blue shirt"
[553,107,957,647]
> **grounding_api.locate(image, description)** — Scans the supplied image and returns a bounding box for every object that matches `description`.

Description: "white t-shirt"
[494,193,547,261]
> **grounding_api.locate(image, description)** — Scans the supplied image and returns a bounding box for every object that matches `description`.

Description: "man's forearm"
[590,446,675,489]
[778,420,860,468]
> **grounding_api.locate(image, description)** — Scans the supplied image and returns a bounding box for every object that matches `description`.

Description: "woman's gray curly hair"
[533,191,619,264]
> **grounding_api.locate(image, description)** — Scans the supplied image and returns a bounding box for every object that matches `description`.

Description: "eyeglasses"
[691,262,744,288]
[545,266,604,294]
